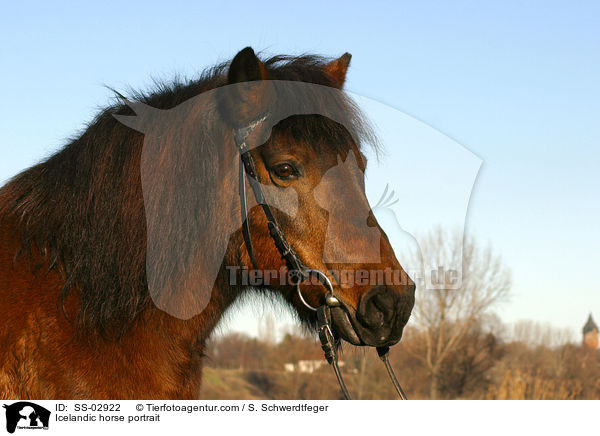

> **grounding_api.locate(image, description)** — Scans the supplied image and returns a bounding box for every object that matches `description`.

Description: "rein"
[233,116,407,400]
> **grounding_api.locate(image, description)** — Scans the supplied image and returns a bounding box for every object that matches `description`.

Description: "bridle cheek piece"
[233,116,407,400]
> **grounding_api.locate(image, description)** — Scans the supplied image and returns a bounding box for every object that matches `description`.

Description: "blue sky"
[1,1,598,338]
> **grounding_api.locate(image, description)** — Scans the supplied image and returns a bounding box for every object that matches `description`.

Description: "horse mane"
[0,53,376,338]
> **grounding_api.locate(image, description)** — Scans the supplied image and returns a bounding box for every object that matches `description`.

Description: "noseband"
[234,116,407,400]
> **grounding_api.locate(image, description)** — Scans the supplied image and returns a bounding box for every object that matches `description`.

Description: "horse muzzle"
[329,285,415,347]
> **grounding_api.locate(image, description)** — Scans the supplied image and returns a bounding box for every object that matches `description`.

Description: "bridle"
[234,115,407,400]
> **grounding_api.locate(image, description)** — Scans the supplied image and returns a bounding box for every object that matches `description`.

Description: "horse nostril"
[357,286,400,330]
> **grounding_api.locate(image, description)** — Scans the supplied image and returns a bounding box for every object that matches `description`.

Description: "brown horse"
[0,47,415,399]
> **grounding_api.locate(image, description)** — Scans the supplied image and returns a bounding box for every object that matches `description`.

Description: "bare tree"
[406,227,511,399]
[509,320,574,349]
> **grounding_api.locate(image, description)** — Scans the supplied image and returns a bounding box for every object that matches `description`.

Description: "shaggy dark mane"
[0,52,375,338]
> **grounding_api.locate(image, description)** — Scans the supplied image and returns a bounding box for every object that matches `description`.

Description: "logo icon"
[3,402,50,434]
[114,81,481,319]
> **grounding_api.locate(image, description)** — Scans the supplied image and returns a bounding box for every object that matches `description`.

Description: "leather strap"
[318,305,351,400]
[234,115,307,279]
[238,157,258,268]
[377,346,409,400]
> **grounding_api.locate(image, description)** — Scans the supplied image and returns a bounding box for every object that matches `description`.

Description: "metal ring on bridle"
[296,269,337,312]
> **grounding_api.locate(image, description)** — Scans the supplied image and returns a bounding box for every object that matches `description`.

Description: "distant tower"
[582,314,599,350]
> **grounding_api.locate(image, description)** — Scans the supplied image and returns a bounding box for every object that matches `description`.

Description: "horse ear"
[228,47,268,84]
[218,47,271,128]
[323,53,352,88]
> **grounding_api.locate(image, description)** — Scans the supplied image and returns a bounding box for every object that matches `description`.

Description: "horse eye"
[272,163,296,179]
